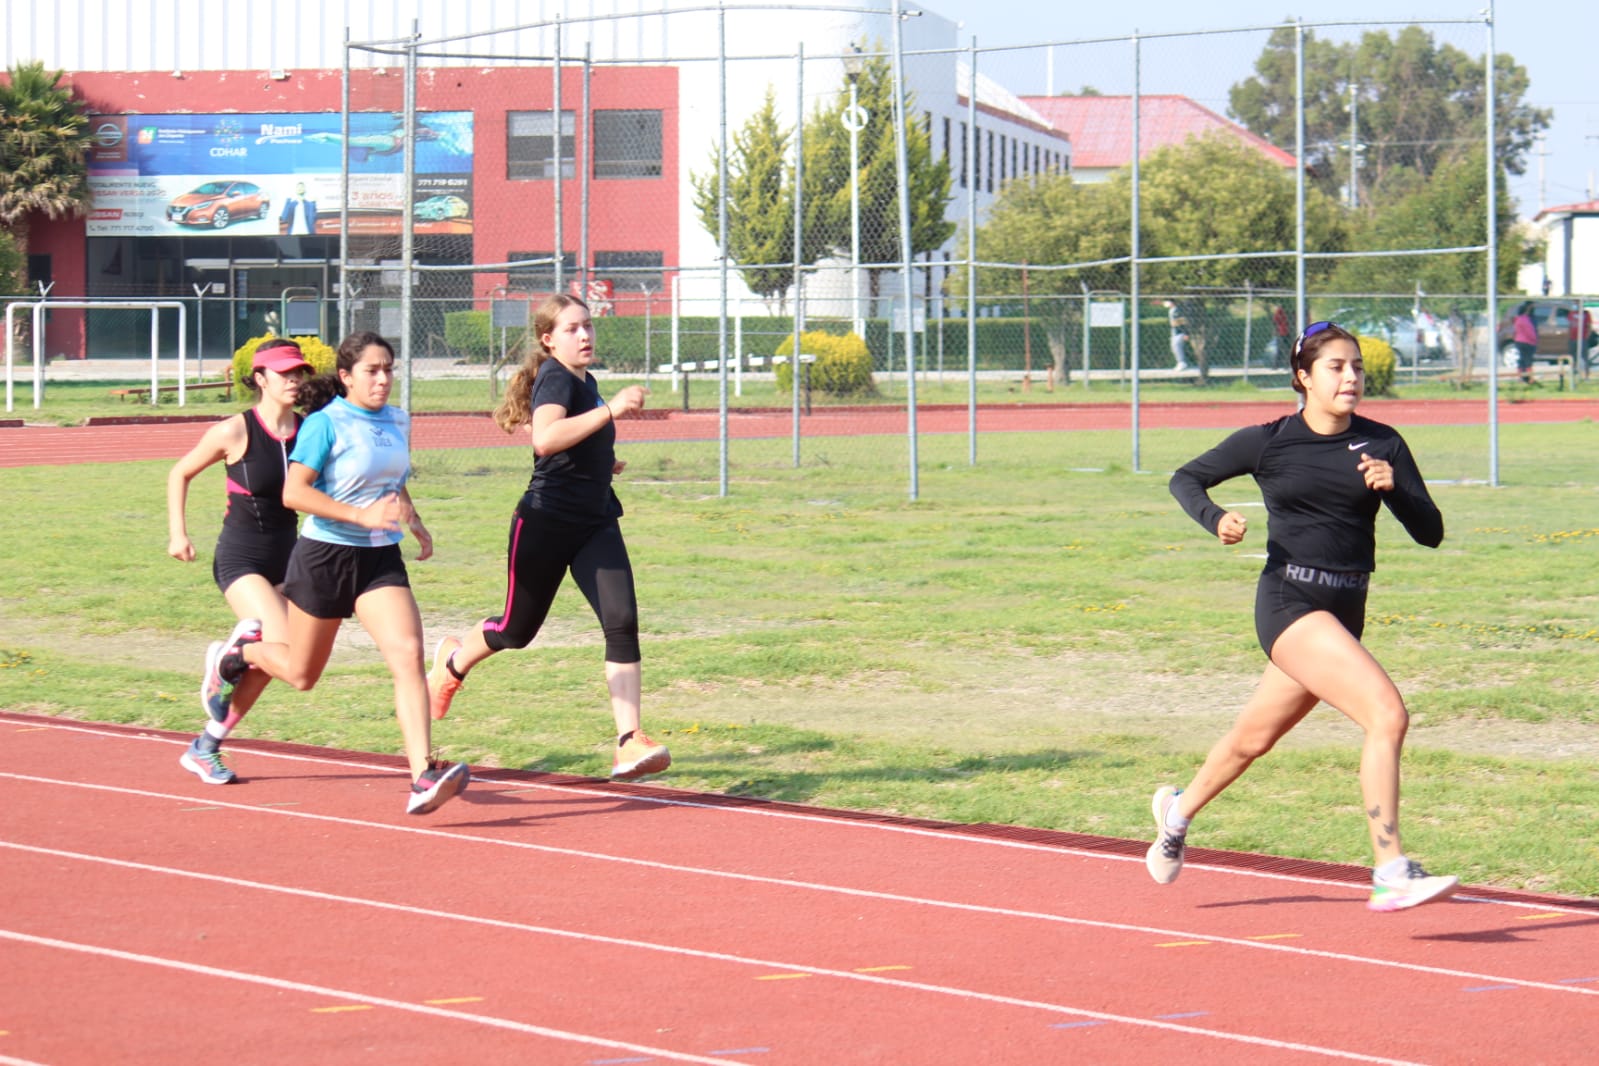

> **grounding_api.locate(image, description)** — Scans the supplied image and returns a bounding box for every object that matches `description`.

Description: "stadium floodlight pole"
[792,44,805,467]
[1485,0,1500,486]
[553,17,564,295]
[841,42,867,340]
[338,28,350,339]
[581,42,592,301]
[966,36,977,466]
[891,0,918,500]
[1295,20,1306,338]
[399,23,418,411]
[1129,31,1141,475]
[716,0,730,497]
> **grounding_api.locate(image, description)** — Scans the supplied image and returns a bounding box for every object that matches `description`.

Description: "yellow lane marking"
[756,973,813,981]
[1517,912,1564,921]
[311,1004,374,1014]
[1155,940,1211,948]
[1248,933,1303,941]
[425,997,484,1005]
[854,965,912,973]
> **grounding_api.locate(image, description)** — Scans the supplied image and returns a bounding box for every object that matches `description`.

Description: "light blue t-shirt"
[289,396,412,547]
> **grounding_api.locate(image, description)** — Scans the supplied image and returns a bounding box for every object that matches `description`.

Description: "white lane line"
[12,792,1599,1010]
[0,928,748,1065]
[0,849,1419,1066]
[3,717,1590,917]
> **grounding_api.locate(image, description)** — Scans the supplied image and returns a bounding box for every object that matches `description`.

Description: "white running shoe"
[1368,860,1458,912]
[1145,785,1187,884]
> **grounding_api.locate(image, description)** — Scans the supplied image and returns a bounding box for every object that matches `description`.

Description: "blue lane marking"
[1155,1011,1210,1020]
[1558,976,1599,985]
[590,1058,654,1065]
[708,1049,769,1055]
[1463,985,1519,993]
[1050,1020,1107,1030]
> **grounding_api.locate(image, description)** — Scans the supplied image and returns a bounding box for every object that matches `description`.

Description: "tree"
[967,133,1346,380]
[802,46,954,312]
[1228,25,1549,212]
[0,228,23,295]
[691,89,815,311]
[0,62,93,260]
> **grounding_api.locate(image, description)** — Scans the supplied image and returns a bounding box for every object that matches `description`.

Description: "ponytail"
[492,293,589,434]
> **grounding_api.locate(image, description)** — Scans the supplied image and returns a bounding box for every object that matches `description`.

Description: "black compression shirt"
[222,408,302,534]
[1169,411,1443,572]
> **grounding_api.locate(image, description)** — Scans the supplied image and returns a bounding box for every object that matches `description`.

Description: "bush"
[444,309,530,365]
[230,334,338,391]
[774,330,878,397]
[1357,335,1397,395]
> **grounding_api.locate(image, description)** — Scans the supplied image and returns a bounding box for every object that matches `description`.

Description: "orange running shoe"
[428,636,464,720]
[612,730,672,780]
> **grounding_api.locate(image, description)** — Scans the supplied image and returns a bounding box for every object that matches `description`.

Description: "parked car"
[168,180,270,229]
[414,194,470,221]
[1495,299,1598,370]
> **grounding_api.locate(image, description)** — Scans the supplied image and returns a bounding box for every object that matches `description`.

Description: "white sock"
[204,720,230,741]
[1375,856,1410,882]
[1165,804,1191,832]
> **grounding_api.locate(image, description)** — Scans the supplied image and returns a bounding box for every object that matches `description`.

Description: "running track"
[4,398,1599,468]
[2,712,1595,1064]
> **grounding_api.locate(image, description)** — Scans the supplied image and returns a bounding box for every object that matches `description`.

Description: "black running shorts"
[282,539,409,620]
[1254,561,1369,657]
[212,526,297,593]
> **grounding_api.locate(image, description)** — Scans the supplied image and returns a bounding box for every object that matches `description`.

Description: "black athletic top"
[1169,412,1443,572]
[222,408,302,534]
[523,366,622,521]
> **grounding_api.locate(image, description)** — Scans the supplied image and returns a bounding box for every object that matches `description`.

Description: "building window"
[986,130,994,192]
[594,250,664,294]
[593,109,662,179]
[999,134,1007,183]
[508,111,575,180]
[959,122,968,188]
[942,116,951,166]
[507,250,576,291]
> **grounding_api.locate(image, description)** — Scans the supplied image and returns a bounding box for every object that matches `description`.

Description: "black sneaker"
[406,760,470,815]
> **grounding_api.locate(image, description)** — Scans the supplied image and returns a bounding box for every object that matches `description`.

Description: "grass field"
[2,422,1596,896]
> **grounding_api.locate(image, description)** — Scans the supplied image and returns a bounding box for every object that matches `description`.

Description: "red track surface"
[3,711,1596,1064]
[4,397,1599,468]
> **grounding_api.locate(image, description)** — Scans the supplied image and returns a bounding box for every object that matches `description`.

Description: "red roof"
[1535,200,1599,220]
[1019,94,1298,171]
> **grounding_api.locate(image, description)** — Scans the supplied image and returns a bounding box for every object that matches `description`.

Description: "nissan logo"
[95,122,123,148]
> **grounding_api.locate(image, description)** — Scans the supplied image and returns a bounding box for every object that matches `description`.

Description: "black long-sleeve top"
[1169,412,1444,572]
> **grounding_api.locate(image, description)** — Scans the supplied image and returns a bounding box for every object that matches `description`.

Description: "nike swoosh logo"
[1347,441,1370,451]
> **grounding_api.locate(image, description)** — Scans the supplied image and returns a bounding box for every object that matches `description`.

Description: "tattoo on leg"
[1367,804,1382,820]
[1377,835,1392,850]
[1383,821,1395,835]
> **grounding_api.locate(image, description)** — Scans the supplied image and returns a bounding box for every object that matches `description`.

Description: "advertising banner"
[86,111,474,237]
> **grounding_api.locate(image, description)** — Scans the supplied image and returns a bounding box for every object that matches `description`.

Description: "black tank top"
[222,408,302,534]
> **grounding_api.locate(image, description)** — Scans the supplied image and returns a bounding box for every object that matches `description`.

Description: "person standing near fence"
[1147,321,1456,912]
[167,337,310,784]
[1163,299,1191,372]
[425,293,671,781]
[199,331,470,815]
[1512,302,1539,384]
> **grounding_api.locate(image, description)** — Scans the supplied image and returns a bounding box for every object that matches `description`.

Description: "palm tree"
[0,61,93,262]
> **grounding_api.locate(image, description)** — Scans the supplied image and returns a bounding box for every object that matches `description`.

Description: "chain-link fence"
[22,7,1587,495]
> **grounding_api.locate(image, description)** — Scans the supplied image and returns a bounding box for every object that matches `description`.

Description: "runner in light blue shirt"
[291,395,413,547]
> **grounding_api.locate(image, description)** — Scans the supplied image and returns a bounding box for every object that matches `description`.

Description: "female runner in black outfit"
[425,293,671,780]
[1149,322,1456,912]
[167,338,310,783]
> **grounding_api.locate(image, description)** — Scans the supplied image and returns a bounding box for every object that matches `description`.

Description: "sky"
[918,0,1596,221]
